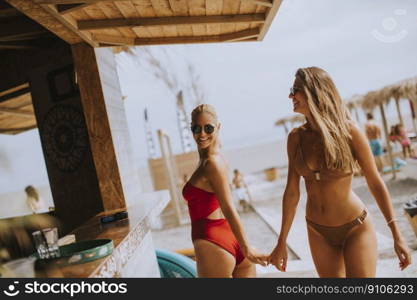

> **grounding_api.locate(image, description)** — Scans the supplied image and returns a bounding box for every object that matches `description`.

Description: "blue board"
[156,248,197,278]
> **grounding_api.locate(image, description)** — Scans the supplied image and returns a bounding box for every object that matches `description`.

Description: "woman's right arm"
[268,129,301,271]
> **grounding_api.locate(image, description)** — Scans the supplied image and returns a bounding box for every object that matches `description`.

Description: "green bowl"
[34,239,113,266]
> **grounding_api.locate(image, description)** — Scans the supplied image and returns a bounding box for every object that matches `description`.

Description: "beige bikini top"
[294,127,353,181]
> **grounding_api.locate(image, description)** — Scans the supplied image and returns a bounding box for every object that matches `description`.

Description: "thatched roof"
[345,94,363,110]
[361,76,417,110]
[275,114,305,126]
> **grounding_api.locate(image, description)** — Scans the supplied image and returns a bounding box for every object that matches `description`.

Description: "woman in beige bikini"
[268,67,411,277]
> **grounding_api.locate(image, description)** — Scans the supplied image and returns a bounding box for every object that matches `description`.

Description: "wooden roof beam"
[241,0,273,8]
[0,43,38,50]
[0,16,49,41]
[5,0,84,44]
[0,7,21,18]
[39,3,98,47]
[78,14,266,30]
[0,107,33,117]
[57,3,94,15]
[0,125,37,135]
[258,0,283,41]
[34,0,144,4]
[93,27,261,46]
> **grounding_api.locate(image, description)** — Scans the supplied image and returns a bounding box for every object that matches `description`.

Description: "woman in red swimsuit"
[182,104,267,278]
[268,67,411,277]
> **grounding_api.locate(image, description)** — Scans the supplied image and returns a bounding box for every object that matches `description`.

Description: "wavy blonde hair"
[296,67,354,170]
[191,104,218,124]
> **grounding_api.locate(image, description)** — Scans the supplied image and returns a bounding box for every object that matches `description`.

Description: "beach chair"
[404,198,417,238]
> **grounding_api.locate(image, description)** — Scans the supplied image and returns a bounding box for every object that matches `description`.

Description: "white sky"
[117,0,417,163]
[1,0,417,193]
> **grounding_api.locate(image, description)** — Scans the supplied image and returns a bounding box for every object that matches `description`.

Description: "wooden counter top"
[36,190,169,278]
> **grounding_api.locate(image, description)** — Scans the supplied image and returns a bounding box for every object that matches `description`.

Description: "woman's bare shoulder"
[203,154,226,173]
[288,126,304,145]
[347,121,363,139]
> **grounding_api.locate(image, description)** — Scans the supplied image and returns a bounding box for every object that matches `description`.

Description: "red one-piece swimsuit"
[182,182,245,265]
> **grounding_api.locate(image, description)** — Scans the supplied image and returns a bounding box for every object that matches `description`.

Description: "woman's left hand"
[394,237,412,270]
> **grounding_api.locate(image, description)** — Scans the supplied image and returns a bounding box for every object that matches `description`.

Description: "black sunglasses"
[290,86,302,96]
[191,124,215,134]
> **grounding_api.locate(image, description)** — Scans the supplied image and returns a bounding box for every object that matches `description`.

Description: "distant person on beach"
[268,67,411,277]
[394,124,416,159]
[182,104,267,278]
[232,169,250,213]
[25,185,44,214]
[364,113,384,172]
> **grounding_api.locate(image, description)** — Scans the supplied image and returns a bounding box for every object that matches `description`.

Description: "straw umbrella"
[362,90,396,179]
[389,85,405,126]
[397,77,417,133]
[345,95,364,126]
[275,114,305,135]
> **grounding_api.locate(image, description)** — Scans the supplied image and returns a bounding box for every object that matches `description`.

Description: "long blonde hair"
[191,104,218,124]
[296,67,354,170]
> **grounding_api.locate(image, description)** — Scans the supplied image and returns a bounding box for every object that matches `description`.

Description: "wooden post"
[28,43,143,232]
[394,97,404,126]
[283,122,289,135]
[157,129,183,225]
[410,98,417,134]
[379,103,396,179]
[354,106,361,126]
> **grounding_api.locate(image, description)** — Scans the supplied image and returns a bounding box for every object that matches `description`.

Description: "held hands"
[241,246,269,266]
[267,239,287,272]
[394,237,412,270]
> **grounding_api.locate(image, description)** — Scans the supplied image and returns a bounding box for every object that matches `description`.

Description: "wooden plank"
[257,0,282,40]
[5,0,82,44]
[394,98,404,126]
[57,3,94,15]
[242,0,273,7]
[91,33,134,45]
[0,7,21,18]
[168,0,192,36]
[95,2,136,38]
[40,3,98,46]
[0,107,33,117]
[222,26,259,41]
[132,0,163,38]
[221,0,240,34]
[114,1,151,38]
[81,3,123,39]
[251,0,266,29]
[94,27,259,45]
[205,0,222,36]
[12,97,33,110]
[135,29,259,46]
[78,13,265,30]
[34,0,140,4]
[0,125,37,134]
[150,0,177,38]
[189,0,206,36]
[0,87,31,103]
[0,83,29,97]
[379,103,396,179]
[236,0,256,32]
[71,43,127,213]
[0,16,48,41]
[0,43,37,49]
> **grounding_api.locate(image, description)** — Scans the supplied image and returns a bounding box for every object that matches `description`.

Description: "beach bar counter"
[0,0,281,277]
